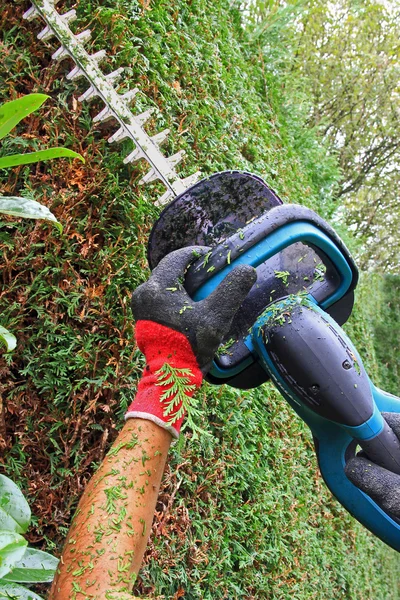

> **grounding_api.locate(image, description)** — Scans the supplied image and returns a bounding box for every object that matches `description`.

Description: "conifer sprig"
[155,363,198,425]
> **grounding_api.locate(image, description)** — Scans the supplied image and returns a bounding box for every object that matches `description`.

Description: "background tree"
[247,0,400,270]
[293,0,400,270]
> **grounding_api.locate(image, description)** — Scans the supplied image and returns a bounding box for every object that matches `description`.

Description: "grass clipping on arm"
[155,363,200,430]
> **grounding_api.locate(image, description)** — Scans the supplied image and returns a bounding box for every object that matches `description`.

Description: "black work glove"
[345,413,400,518]
[126,246,256,438]
[132,245,257,374]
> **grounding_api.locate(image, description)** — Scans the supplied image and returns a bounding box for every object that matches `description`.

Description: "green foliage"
[0,197,62,233]
[0,148,83,170]
[0,93,85,351]
[247,0,400,270]
[0,325,16,353]
[0,532,28,580]
[0,475,58,599]
[0,95,83,173]
[304,1,399,195]
[0,475,31,534]
[273,269,290,286]
[371,275,400,395]
[2,548,60,584]
[155,363,199,426]
[0,94,83,234]
[0,1,399,599]
[343,273,383,385]
[0,95,48,141]
[0,582,44,599]
[293,0,399,269]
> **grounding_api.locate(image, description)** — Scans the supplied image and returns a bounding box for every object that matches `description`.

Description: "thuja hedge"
[0,1,399,598]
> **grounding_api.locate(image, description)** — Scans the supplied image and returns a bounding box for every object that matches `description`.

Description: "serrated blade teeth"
[122,89,139,104]
[139,168,158,185]
[93,105,113,123]
[151,129,170,146]
[167,150,185,168]
[75,30,92,44]
[61,9,77,24]
[78,86,97,102]
[52,46,69,61]
[108,127,128,144]
[66,65,85,81]
[123,148,142,164]
[91,50,107,63]
[29,0,198,202]
[23,5,39,20]
[181,171,201,189]
[156,189,174,206]
[38,25,54,41]
[135,108,154,127]
[105,68,124,83]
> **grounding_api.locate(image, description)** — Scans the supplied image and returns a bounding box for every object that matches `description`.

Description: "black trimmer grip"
[358,421,400,476]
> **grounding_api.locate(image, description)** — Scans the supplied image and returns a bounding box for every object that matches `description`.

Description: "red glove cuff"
[125,321,203,438]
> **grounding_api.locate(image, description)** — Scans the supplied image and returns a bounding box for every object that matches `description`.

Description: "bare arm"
[49,419,171,600]
[49,248,255,599]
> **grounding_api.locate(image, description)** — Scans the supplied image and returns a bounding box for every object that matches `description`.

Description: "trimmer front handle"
[185,203,358,388]
[182,199,400,552]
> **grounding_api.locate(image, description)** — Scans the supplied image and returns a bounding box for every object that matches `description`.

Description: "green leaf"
[0,148,84,170]
[155,363,197,425]
[0,477,30,535]
[0,582,44,600]
[0,197,62,233]
[0,326,16,353]
[0,95,49,140]
[2,548,59,584]
[0,533,28,580]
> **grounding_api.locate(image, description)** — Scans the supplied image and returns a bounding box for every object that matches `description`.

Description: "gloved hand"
[125,246,257,438]
[345,412,400,518]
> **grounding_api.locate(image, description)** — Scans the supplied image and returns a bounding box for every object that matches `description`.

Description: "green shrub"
[0,474,58,599]
[0,93,83,351]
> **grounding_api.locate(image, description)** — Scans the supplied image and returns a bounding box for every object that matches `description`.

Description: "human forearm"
[48,247,255,599]
[49,419,171,600]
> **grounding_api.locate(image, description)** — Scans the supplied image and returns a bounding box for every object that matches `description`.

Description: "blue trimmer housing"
[148,171,400,552]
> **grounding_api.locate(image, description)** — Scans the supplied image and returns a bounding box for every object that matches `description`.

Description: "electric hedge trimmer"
[22,1,400,553]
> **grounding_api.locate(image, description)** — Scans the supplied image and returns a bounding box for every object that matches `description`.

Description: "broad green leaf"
[0,147,84,169]
[0,533,28,580]
[0,95,49,141]
[0,582,44,600]
[2,548,59,583]
[0,197,62,233]
[0,326,16,353]
[0,476,30,535]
